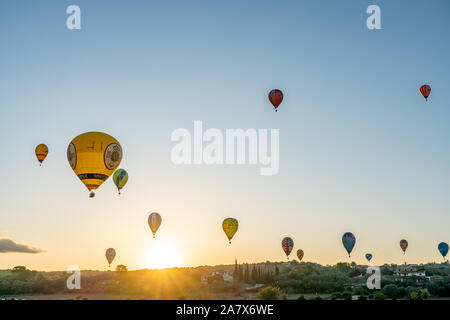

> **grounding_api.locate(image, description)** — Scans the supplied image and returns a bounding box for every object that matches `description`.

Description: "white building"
[394,265,426,278]
[211,270,234,282]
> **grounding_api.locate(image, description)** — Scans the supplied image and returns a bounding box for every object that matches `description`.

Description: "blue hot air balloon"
[342,232,356,257]
[365,253,372,262]
[438,242,449,259]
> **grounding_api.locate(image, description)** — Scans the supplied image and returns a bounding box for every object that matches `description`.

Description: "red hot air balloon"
[268,89,283,112]
[419,85,431,101]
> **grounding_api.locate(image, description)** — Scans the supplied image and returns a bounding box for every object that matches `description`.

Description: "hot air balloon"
[268,89,283,112]
[365,253,372,262]
[105,248,116,267]
[342,232,356,257]
[400,239,408,254]
[67,132,122,198]
[281,237,294,259]
[113,169,128,195]
[438,242,449,259]
[35,144,48,166]
[148,212,162,238]
[297,249,304,262]
[419,85,431,101]
[222,218,238,244]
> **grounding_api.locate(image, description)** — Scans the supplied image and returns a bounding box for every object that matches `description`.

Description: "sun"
[142,243,182,269]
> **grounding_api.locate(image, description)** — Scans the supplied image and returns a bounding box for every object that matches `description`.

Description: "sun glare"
[142,244,182,269]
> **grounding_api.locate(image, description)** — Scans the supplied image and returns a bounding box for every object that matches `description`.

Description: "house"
[394,265,426,282]
[211,270,234,282]
[394,265,426,277]
[430,275,444,282]
[200,269,234,285]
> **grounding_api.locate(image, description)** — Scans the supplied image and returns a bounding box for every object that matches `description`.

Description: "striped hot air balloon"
[148,212,162,238]
[105,248,116,267]
[419,84,431,101]
[35,144,49,166]
[281,237,294,259]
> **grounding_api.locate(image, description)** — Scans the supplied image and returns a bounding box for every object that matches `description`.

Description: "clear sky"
[0,0,449,271]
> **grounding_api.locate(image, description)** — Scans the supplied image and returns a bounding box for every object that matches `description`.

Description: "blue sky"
[0,1,449,270]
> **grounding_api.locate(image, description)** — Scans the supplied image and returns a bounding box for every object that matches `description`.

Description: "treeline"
[270,261,450,299]
[231,261,278,284]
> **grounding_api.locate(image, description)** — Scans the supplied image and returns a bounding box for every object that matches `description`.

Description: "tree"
[409,291,420,300]
[349,268,361,277]
[381,284,400,299]
[420,289,430,300]
[275,266,280,276]
[334,263,351,273]
[11,266,35,281]
[244,264,250,283]
[251,265,257,282]
[373,292,387,300]
[257,286,282,300]
[381,266,394,276]
[116,264,128,272]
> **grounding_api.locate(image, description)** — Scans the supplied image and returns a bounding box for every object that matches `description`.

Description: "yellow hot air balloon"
[35,144,48,166]
[222,218,238,244]
[67,132,122,197]
[297,249,304,262]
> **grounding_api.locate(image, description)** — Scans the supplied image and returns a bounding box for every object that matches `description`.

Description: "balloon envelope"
[105,248,116,266]
[281,237,294,258]
[67,132,122,195]
[342,232,356,257]
[222,218,238,244]
[438,242,449,258]
[400,239,408,253]
[35,144,48,165]
[365,253,372,262]
[268,89,283,110]
[148,212,162,238]
[113,168,128,194]
[419,84,431,100]
[297,249,304,262]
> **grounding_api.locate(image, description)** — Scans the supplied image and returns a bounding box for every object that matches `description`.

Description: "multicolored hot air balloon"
[438,242,449,259]
[113,168,128,194]
[342,232,356,257]
[281,237,294,259]
[148,212,162,238]
[400,239,408,254]
[297,249,304,262]
[35,144,48,166]
[268,89,283,112]
[419,84,431,101]
[365,253,372,262]
[105,248,116,267]
[222,218,238,244]
[67,132,122,198]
